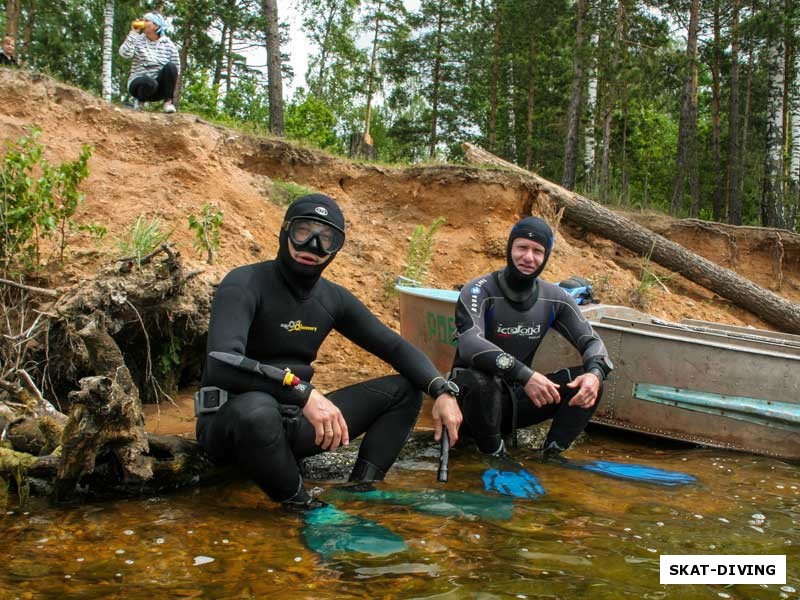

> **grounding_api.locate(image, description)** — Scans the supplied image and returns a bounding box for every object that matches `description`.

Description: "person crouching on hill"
[119,12,180,113]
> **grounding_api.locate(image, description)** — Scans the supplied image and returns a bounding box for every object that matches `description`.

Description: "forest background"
[2,0,799,232]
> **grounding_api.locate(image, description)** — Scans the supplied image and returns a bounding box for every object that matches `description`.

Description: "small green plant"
[116,214,172,266]
[399,217,446,289]
[0,127,96,272]
[269,180,316,206]
[156,330,183,388]
[630,243,673,310]
[188,202,223,264]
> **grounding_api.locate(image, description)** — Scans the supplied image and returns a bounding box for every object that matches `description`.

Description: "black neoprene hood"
[277,193,346,294]
[505,216,554,284]
[283,193,346,232]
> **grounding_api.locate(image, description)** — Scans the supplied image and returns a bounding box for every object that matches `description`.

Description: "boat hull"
[396,284,800,461]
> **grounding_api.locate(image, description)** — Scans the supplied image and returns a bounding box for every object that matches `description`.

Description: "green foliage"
[156,330,183,386]
[286,91,339,151]
[269,180,316,206]
[9,0,800,231]
[188,202,224,264]
[180,70,221,119]
[0,127,94,272]
[116,214,172,266]
[401,217,445,286]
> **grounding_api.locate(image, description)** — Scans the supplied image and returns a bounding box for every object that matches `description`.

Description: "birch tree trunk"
[584,23,598,188]
[562,0,587,190]
[101,0,115,102]
[263,0,285,136]
[225,26,234,97]
[762,9,786,228]
[727,0,743,225]
[788,5,800,229]
[599,0,624,203]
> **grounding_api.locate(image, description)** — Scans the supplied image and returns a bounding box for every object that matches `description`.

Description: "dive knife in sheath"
[209,351,301,387]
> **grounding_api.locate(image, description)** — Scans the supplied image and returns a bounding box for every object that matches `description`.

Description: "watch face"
[496,353,514,370]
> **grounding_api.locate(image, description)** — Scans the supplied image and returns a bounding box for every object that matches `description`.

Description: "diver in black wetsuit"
[197,194,462,509]
[451,216,613,457]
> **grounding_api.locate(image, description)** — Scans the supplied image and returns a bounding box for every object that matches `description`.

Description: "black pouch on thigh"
[453,369,505,454]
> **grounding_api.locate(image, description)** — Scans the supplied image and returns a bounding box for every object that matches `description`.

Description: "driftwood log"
[0,245,217,500]
[462,142,800,334]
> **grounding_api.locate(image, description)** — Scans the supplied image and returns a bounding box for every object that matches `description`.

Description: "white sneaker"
[163,101,176,114]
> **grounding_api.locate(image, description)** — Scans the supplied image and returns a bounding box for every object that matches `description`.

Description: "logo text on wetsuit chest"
[495,322,541,337]
[281,320,318,333]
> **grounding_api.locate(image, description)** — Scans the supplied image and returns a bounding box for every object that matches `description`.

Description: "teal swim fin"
[548,456,696,486]
[327,486,513,521]
[301,504,406,559]
[482,467,545,499]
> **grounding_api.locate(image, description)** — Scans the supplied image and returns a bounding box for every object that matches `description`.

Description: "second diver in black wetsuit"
[197,193,462,509]
[451,216,613,457]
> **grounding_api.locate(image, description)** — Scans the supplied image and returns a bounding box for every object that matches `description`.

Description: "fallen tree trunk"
[462,142,800,334]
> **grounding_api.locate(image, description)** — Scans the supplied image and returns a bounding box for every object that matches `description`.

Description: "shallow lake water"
[2,429,799,599]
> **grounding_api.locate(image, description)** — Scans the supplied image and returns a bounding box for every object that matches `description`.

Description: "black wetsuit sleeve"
[203,283,314,406]
[454,283,534,385]
[333,287,447,397]
[550,290,612,379]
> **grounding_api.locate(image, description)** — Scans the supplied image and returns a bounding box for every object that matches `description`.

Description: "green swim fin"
[327,486,514,521]
[301,504,406,559]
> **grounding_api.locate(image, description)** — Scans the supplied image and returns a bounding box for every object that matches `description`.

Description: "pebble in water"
[123,530,134,536]
[192,556,214,566]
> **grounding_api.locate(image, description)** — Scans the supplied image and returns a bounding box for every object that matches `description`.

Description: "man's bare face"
[510,238,546,275]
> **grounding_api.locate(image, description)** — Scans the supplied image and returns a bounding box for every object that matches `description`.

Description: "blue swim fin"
[327,486,513,521]
[482,467,545,499]
[301,504,406,559]
[550,456,696,486]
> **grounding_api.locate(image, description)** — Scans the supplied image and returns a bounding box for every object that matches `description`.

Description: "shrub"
[188,202,223,264]
[0,127,96,272]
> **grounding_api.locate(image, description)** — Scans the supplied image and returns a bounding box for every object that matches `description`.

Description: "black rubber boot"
[281,484,328,512]
[540,440,567,461]
[348,458,385,485]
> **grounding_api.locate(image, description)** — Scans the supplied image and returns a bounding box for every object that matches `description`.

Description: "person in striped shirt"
[119,12,180,113]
